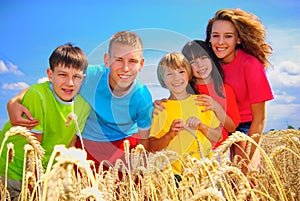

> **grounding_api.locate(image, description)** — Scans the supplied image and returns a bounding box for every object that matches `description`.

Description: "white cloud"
[37,77,49,83]
[2,82,29,90]
[266,26,300,88]
[268,60,300,87]
[0,60,23,75]
[266,102,300,129]
[0,60,9,73]
[272,90,296,103]
[277,60,300,74]
[7,61,24,75]
[267,27,300,53]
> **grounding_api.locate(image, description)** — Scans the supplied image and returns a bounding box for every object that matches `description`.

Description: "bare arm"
[148,119,184,152]
[185,116,222,143]
[195,94,237,132]
[248,102,266,160]
[68,136,77,147]
[152,99,167,115]
[7,87,39,129]
[138,129,150,151]
[32,133,43,144]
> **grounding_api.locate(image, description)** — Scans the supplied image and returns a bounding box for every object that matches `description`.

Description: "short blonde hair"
[157,52,192,89]
[108,31,143,55]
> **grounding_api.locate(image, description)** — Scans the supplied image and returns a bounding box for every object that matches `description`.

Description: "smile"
[119,74,130,79]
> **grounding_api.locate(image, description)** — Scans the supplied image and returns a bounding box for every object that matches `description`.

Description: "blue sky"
[1,0,300,131]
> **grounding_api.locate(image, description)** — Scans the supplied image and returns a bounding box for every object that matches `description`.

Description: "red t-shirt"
[195,82,240,149]
[222,49,274,122]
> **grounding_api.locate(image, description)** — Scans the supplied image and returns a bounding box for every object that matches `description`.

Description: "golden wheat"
[0,127,299,201]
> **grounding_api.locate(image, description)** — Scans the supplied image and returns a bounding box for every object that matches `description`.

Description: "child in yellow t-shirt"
[149,52,222,174]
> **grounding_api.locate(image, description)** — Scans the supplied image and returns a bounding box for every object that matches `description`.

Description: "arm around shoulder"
[7,87,39,129]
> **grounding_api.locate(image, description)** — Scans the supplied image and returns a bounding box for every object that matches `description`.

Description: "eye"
[179,70,186,74]
[225,34,233,38]
[58,73,67,77]
[74,75,84,80]
[130,59,139,63]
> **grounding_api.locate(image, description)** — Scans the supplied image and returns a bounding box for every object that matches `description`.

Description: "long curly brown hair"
[206,8,272,68]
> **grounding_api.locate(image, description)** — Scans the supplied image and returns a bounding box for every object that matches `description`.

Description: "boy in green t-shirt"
[0,43,88,200]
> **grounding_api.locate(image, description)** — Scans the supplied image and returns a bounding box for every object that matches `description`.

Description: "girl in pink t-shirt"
[206,8,274,173]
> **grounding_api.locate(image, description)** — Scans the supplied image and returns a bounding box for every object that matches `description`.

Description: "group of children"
[0,8,273,200]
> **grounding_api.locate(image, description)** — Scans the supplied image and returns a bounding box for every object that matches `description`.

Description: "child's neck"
[168,92,190,100]
[195,76,213,84]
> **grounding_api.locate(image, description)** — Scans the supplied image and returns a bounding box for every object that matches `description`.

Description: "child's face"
[164,67,189,98]
[190,55,213,83]
[105,43,144,93]
[209,19,241,64]
[47,65,85,101]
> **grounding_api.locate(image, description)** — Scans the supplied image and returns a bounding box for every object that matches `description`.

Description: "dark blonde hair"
[108,31,143,55]
[206,8,272,68]
[182,40,225,98]
[49,43,88,72]
[157,52,192,89]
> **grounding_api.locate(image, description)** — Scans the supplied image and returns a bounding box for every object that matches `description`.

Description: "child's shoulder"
[22,81,53,103]
[27,81,50,93]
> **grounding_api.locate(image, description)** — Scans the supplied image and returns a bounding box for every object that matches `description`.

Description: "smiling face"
[164,67,189,100]
[104,43,144,96]
[209,20,241,64]
[189,55,213,84]
[47,65,85,101]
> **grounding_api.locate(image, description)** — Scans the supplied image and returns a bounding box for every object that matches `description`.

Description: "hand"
[7,100,39,129]
[185,117,202,130]
[168,119,184,140]
[194,94,219,112]
[152,98,167,115]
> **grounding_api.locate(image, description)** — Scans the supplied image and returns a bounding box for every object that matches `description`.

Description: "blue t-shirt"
[79,64,153,142]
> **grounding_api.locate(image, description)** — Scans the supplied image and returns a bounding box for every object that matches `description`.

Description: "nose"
[66,76,74,86]
[174,72,182,80]
[122,61,130,72]
[217,36,224,44]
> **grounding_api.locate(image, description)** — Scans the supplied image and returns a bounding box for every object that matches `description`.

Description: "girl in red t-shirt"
[182,40,240,150]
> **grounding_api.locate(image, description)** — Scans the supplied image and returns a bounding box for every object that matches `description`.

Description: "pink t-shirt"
[222,49,274,123]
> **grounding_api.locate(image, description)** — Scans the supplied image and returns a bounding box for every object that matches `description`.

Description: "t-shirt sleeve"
[21,87,45,134]
[74,95,91,132]
[244,58,274,104]
[80,64,105,106]
[149,110,167,138]
[137,86,154,130]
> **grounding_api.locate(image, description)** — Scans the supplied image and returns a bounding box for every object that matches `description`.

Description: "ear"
[46,68,53,82]
[237,37,242,44]
[104,53,110,67]
[139,58,145,71]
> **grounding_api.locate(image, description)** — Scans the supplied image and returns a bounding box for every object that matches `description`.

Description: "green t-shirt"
[0,81,90,180]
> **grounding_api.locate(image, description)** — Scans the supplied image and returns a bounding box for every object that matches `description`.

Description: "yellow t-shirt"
[150,95,220,174]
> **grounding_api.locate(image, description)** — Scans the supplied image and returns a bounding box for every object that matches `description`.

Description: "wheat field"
[0,126,299,201]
